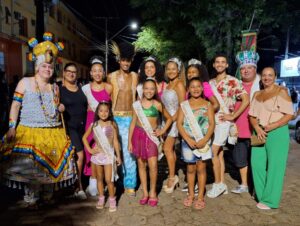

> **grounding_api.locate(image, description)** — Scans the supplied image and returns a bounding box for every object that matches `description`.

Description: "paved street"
[0,135,300,226]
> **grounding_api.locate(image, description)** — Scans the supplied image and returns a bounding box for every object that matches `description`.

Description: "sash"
[210,81,237,144]
[82,84,98,112]
[93,124,118,182]
[209,81,230,115]
[132,101,160,147]
[250,75,260,101]
[180,100,210,156]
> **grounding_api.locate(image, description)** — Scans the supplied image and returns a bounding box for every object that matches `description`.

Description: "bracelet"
[9,118,16,129]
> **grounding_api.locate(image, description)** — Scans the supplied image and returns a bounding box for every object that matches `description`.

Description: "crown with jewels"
[235,50,259,68]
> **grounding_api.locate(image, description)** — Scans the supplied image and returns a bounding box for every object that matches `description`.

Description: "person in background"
[137,56,166,100]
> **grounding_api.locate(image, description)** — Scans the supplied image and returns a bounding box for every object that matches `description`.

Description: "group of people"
[0,32,294,212]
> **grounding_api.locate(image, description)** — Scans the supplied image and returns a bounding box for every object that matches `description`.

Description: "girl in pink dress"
[82,56,112,196]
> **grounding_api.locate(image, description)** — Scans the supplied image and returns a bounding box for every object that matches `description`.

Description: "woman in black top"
[60,63,87,199]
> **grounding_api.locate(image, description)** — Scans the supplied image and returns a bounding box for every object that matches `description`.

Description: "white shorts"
[213,122,230,146]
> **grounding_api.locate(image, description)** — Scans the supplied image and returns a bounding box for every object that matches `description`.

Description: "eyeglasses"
[65,70,77,74]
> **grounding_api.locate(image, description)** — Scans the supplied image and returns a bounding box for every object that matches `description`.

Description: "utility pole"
[95,17,118,74]
[34,0,45,41]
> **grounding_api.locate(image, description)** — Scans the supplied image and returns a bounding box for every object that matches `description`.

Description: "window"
[72,23,76,34]
[49,5,55,18]
[19,17,28,37]
[14,11,21,20]
[0,52,5,71]
[57,10,62,24]
[5,7,11,24]
[31,19,36,26]
[67,19,71,30]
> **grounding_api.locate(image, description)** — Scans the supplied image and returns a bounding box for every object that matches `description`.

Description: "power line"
[62,0,105,33]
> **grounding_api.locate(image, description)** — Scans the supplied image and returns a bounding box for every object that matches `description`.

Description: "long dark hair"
[139,57,165,84]
[93,101,114,126]
[186,64,210,83]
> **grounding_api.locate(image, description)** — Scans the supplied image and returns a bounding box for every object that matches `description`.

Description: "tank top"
[143,104,159,117]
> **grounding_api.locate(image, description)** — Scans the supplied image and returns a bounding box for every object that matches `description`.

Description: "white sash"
[82,84,98,112]
[93,124,118,182]
[209,81,230,114]
[180,100,204,141]
[132,101,160,147]
[210,81,237,144]
[250,75,260,101]
[180,100,210,156]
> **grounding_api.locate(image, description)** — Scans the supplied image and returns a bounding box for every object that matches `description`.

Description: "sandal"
[193,199,206,210]
[183,196,193,207]
[109,197,117,212]
[148,198,158,207]
[139,196,149,205]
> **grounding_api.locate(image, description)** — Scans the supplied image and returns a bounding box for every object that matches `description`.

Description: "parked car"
[289,114,300,143]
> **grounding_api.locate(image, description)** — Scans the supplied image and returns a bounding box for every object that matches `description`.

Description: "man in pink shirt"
[231,51,260,193]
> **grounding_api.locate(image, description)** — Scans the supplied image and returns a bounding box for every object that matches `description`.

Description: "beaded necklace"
[35,78,59,124]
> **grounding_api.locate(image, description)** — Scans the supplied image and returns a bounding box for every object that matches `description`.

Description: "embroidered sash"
[82,84,98,112]
[93,124,118,181]
[132,101,160,147]
[180,100,210,156]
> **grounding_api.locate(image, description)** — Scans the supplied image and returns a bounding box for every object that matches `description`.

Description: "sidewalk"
[0,138,299,226]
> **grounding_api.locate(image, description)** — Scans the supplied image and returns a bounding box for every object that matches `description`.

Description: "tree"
[131,0,300,68]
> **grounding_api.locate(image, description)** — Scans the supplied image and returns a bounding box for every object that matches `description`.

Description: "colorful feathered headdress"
[28,32,64,66]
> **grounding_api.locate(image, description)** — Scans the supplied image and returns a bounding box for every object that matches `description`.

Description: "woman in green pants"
[249,67,293,210]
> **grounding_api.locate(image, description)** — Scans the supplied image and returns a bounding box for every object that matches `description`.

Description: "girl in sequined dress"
[82,101,121,212]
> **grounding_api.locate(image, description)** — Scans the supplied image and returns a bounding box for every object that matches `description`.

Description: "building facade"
[0,0,93,84]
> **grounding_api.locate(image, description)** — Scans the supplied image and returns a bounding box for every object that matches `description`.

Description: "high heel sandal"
[164,175,179,193]
[183,196,193,207]
[139,196,149,205]
[148,198,158,207]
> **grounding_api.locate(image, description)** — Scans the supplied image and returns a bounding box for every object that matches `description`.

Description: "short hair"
[64,62,77,71]
[213,53,228,63]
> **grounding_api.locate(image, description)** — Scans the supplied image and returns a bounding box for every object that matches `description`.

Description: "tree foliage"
[131,0,300,66]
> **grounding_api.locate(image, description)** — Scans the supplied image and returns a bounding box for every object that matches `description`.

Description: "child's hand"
[128,143,133,153]
[196,139,207,149]
[186,138,197,149]
[116,156,122,166]
[91,146,100,154]
[153,129,164,137]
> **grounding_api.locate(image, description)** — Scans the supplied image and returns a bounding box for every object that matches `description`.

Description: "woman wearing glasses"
[60,63,88,199]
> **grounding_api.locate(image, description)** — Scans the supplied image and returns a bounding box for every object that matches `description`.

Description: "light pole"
[105,22,138,74]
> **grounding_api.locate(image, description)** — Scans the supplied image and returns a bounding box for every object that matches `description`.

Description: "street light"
[104,22,138,74]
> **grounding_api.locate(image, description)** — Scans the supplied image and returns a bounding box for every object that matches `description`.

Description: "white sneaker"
[207,183,228,198]
[231,185,249,194]
[86,178,98,196]
[75,190,87,200]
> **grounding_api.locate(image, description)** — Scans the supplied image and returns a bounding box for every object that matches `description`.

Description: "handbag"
[250,89,279,146]
[250,133,265,146]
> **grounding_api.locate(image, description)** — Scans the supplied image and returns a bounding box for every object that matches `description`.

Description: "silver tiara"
[145,56,156,62]
[188,58,202,66]
[91,58,103,65]
[168,57,182,70]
